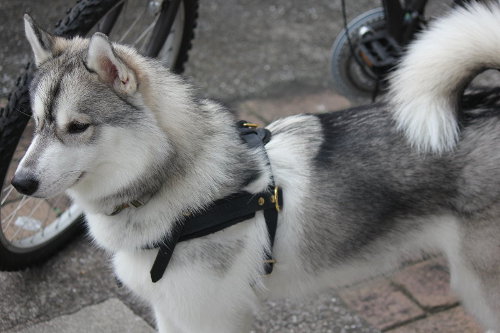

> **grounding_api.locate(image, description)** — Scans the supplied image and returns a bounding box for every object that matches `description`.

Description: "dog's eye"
[67,122,90,134]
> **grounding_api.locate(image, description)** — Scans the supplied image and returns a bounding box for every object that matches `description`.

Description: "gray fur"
[31,50,145,128]
[286,101,500,272]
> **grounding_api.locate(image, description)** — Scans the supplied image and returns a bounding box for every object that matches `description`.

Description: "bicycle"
[0,0,198,271]
[331,0,473,103]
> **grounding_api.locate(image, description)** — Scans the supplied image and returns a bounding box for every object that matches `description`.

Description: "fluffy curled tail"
[389,1,500,153]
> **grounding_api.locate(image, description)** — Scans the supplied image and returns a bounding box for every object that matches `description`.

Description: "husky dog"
[12,2,500,331]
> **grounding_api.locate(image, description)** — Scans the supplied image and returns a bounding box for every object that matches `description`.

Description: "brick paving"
[386,307,483,333]
[235,90,485,332]
[339,279,425,331]
[392,257,459,310]
[338,257,482,332]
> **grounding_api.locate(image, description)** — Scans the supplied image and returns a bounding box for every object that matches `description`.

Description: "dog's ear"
[86,32,137,94]
[24,14,56,66]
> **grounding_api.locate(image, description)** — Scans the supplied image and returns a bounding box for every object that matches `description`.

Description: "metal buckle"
[130,199,144,208]
[262,259,277,277]
[270,186,281,212]
[110,199,144,216]
[110,203,130,216]
[242,122,259,128]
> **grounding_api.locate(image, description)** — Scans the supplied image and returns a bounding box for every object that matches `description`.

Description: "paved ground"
[6,299,156,333]
[0,0,488,332]
[0,0,383,102]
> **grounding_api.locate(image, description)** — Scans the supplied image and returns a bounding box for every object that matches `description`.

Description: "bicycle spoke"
[1,185,14,206]
[3,195,31,229]
[134,20,156,49]
[118,5,147,43]
[26,199,45,222]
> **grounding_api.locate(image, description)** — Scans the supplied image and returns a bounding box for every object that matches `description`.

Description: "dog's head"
[12,15,175,199]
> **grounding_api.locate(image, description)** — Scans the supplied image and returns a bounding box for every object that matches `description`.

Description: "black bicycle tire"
[0,0,198,271]
[330,8,386,104]
[158,0,198,74]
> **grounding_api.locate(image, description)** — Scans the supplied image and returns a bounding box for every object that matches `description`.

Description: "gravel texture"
[0,0,381,103]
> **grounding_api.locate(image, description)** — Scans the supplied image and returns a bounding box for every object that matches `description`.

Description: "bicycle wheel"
[330,8,386,104]
[0,0,198,271]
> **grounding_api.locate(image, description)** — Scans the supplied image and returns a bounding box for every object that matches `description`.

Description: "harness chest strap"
[147,122,282,283]
[149,185,283,282]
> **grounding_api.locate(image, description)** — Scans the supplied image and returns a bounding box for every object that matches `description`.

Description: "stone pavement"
[6,299,155,333]
[339,257,482,333]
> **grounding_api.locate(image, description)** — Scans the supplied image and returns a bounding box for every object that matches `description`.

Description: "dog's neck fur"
[67,64,271,241]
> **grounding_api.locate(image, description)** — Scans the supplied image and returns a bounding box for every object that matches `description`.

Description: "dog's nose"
[11,172,39,195]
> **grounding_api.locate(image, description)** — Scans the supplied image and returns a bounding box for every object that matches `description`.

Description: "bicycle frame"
[383,0,477,46]
[382,0,427,45]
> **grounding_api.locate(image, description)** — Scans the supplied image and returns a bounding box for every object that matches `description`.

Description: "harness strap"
[263,206,278,274]
[237,121,278,275]
[149,186,282,282]
[149,222,185,283]
[149,121,282,283]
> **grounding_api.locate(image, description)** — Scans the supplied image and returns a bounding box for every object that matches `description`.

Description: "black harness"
[147,121,283,283]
